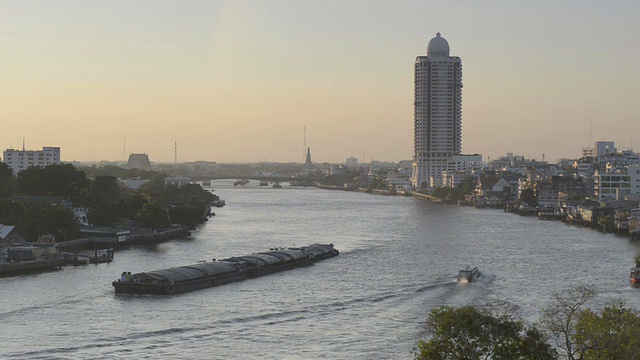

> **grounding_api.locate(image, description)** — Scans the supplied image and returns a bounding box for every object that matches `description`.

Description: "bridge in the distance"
[187,173,325,184]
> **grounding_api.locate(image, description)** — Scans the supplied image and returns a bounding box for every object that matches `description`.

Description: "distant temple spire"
[304,147,313,169]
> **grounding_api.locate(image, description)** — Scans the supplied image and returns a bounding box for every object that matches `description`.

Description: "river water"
[2,180,640,359]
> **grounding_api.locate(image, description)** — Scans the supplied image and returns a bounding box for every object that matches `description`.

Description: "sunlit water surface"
[2,180,639,359]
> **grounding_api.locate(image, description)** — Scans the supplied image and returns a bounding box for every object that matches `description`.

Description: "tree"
[0,198,31,237]
[135,202,170,229]
[83,175,127,226]
[541,284,640,360]
[431,186,449,199]
[169,201,205,228]
[415,305,557,360]
[457,176,477,197]
[540,284,595,360]
[597,215,615,234]
[0,162,13,198]
[29,204,79,242]
[16,164,89,203]
[123,192,150,220]
[520,188,537,207]
[574,303,640,360]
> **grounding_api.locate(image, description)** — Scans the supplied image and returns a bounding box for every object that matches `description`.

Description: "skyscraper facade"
[412,32,463,189]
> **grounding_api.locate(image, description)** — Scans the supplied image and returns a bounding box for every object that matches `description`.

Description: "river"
[1,180,639,359]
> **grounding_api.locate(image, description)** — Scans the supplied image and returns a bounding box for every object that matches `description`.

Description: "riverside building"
[412,32,463,189]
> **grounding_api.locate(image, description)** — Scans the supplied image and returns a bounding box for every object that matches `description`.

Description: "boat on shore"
[0,245,65,275]
[630,264,640,285]
[112,243,339,295]
[234,179,249,186]
[457,266,480,283]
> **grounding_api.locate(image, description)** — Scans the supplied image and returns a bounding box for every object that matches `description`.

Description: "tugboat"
[457,266,480,283]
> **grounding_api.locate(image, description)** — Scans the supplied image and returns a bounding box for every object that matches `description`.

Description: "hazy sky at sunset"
[1,1,639,164]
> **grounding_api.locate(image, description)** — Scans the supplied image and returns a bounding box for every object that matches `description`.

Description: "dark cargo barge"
[112,243,339,295]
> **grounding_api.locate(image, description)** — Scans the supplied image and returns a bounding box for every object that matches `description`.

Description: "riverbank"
[410,190,640,241]
[0,226,192,276]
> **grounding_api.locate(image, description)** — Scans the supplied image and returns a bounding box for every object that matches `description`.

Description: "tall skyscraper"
[412,32,463,189]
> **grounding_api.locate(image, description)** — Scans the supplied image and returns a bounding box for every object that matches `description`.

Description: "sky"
[1,1,639,164]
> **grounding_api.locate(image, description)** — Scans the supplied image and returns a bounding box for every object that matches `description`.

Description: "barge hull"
[112,243,338,295]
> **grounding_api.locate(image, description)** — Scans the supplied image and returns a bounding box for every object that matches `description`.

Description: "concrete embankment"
[56,227,191,250]
[411,192,443,202]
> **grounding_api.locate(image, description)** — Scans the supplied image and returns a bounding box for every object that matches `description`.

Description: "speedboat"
[457,266,480,283]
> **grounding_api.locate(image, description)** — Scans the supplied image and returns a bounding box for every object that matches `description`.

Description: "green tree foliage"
[368,177,387,190]
[321,171,359,186]
[137,173,170,203]
[135,202,170,229]
[78,165,158,180]
[0,198,31,237]
[431,177,476,201]
[431,186,449,199]
[416,305,557,360]
[16,164,89,203]
[597,215,615,233]
[0,162,13,198]
[540,284,595,360]
[520,188,538,207]
[457,176,477,196]
[541,285,640,360]
[83,176,126,227]
[0,199,78,241]
[123,192,151,220]
[169,201,206,227]
[575,304,640,360]
[29,204,79,242]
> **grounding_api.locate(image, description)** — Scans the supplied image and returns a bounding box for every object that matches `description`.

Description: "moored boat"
[112,243,339,295]
[630,264,640,284]
[457,266,480,283]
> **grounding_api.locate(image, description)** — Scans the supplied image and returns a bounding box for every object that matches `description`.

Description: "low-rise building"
[164,177,192,188]
[0,225,26,247]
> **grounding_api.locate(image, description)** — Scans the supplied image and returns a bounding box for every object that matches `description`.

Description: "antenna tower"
[174,140,178,165]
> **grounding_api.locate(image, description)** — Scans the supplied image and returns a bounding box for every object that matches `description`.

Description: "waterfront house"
[476,175,513,196]
[0,225,26,247]
[629,207,640,237]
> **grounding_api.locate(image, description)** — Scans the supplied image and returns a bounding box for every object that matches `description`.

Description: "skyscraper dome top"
[427,32,450,57]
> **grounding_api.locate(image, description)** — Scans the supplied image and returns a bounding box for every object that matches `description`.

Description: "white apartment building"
[2,147,61,174]
[449,154,482,173]
[345,157,359,168]
[412,32,463,189]
[594,165,640,200]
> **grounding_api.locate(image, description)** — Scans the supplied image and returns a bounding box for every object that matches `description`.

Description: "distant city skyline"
[1,1,639,163]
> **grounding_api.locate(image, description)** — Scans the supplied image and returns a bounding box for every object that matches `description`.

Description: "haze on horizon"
[1,1,639,164]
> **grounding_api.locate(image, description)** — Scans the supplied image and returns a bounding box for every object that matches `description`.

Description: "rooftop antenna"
[174,140,178,165]
[589,116,593,146]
